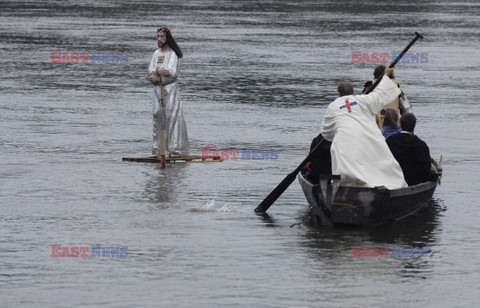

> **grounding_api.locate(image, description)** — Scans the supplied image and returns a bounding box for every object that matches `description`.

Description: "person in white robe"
[320,67,407,189]
[148,27,189,157]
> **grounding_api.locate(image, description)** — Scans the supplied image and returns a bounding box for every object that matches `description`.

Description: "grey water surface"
[1,0,479,307]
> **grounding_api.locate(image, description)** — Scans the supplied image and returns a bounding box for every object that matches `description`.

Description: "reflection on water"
[295,199,445,285]
[303,199,445,245]
[142,163,188,205]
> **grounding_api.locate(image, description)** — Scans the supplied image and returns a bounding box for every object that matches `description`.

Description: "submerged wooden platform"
[122,155,222,163]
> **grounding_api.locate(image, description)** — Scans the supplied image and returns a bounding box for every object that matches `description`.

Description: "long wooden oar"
[364,32,424,94]
[254,32,424,214]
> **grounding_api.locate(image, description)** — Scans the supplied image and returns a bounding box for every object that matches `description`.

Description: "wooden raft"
[122,155,222,163]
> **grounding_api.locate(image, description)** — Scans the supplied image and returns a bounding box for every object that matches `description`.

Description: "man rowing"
[320,67,408,189]
[362,64,413,115]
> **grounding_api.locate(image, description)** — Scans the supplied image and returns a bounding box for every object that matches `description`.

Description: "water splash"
[189,194,236,212]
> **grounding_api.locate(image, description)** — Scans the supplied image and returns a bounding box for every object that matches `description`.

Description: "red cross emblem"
[339,99,357,113]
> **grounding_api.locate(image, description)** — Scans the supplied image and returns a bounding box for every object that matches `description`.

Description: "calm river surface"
[1,0,479,307]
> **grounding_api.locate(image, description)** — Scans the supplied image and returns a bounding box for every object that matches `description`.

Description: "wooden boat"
[297,171,439,226]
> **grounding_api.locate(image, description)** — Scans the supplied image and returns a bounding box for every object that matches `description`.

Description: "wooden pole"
[159,86,168,169]
[159,130,167,169]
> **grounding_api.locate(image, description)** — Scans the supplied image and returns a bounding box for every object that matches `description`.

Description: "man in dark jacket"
[305,133,332,184]
[386,113,438,185]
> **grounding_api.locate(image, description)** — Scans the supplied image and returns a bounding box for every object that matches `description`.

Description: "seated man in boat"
[304,133,332,184]
[320,67,408,189]
[386,112,438,186]
[362,65,413,115]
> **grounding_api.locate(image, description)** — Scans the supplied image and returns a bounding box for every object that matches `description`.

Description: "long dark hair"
[383,108,400,128]
[157,27,183,59]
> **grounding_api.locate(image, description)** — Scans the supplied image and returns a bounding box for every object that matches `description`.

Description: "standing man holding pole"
[255,32,423,213]
[320,68,407,189]
[148,27,190,167]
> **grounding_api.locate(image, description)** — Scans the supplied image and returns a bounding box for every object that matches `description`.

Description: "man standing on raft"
[148,27,189,157]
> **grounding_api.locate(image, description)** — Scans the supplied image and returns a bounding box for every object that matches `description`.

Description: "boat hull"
[298,172,438,226]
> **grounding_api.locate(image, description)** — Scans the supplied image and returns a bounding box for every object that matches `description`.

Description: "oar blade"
[254,139,325,213]
[254,173,297,213]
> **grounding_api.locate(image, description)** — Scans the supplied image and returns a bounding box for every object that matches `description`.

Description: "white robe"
[320,75,407,189]
[149,49,189,156]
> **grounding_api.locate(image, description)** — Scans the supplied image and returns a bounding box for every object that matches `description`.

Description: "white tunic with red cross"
[321,75,407,189]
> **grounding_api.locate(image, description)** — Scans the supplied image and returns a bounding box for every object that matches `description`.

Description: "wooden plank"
[122,155,223,163]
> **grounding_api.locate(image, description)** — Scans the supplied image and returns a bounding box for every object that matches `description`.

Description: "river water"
[1,0,479,307]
